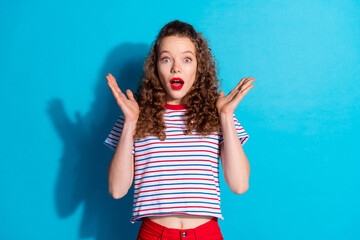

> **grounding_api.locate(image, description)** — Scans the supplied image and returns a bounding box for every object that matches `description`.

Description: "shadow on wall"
[47,43,149,240]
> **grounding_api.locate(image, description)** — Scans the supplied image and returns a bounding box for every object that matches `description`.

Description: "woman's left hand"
[216,77,256,116]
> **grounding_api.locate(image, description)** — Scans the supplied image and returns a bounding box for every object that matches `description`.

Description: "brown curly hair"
[134,20,221,141]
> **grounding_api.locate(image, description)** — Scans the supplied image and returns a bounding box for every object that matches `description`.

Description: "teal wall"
[1,0,359,239]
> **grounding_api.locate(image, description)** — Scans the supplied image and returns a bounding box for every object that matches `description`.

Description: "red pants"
[137,217,224,240]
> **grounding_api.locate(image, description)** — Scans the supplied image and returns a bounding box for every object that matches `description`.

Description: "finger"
[106,73,118,85]
[126,89,135,101]
[234,84,255,105]
[228,77,248,98]
[108,81,121,94]
[240,79,256,93]
[238,77,256,90]
[227,89,240,101]
[244,77,256,84]
[107,73,116,80]
[106,75,123,96]
[107,80,126,104]
[241,84,255,97]
[107,80,120,96]
[219,91,225,97]
[228,77,246,95]
[235,77,247,90]
[107,75,122,92]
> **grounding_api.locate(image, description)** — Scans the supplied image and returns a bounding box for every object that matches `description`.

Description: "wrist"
[123,120,137,129]
[219,111,233,120]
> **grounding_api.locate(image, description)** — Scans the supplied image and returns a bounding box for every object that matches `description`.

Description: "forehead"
[158,36,196,54]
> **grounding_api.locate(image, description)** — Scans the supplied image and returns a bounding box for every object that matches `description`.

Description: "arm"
[219,113,250,194]
[216,76,256,195]
[107,121,136,199]
[105,73,139,199]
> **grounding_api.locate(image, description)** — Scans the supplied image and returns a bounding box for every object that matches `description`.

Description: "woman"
[104,20,255,239]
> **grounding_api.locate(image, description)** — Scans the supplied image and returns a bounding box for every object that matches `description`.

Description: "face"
[157,36,197,105]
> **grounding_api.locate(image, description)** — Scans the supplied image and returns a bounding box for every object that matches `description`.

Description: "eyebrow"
[159,50,195,56]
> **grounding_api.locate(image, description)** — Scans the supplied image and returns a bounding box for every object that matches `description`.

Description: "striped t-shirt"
[104,103,249,224]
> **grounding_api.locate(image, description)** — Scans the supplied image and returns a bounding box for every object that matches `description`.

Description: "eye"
[161,57,170,63]
[184,57,192,63]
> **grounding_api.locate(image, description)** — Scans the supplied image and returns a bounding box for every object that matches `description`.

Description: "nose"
[171,60,181,73]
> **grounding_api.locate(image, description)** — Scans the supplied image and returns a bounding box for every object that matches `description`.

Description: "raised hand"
[106,73,139,123]
[216,77,256,115]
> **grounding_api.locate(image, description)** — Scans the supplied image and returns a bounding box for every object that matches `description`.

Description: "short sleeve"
[219,113,249,146]
[103,114,135,155]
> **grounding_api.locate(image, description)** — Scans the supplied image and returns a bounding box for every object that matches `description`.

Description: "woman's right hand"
[106,73,139,123]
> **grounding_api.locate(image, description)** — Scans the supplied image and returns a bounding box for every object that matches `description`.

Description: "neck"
[164,103,188,110]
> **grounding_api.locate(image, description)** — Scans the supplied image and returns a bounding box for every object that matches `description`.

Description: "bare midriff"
[147,214,214,229]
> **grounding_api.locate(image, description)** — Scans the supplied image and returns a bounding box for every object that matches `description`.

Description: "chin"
[166,94,187,103]
[173,93,188,99]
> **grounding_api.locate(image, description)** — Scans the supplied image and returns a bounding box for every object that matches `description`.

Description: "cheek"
[185,63,197,78]
[157,64,168,87]
[183,61,196,72]
[158,63,170,76]
[157,64,165,79]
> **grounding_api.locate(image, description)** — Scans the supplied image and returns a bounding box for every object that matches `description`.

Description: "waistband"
[141,217,219,238]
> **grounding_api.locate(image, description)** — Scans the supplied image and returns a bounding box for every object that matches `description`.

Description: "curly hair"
[134,20,221,141]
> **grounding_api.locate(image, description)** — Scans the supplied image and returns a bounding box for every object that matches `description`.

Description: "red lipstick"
[170,77,184,90]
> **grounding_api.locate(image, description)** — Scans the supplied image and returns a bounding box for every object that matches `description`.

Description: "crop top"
[104,103,249,223]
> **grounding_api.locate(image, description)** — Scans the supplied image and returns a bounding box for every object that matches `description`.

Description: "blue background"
[1,0,359,239]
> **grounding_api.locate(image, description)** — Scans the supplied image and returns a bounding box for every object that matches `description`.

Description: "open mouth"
[170,78,184,90]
